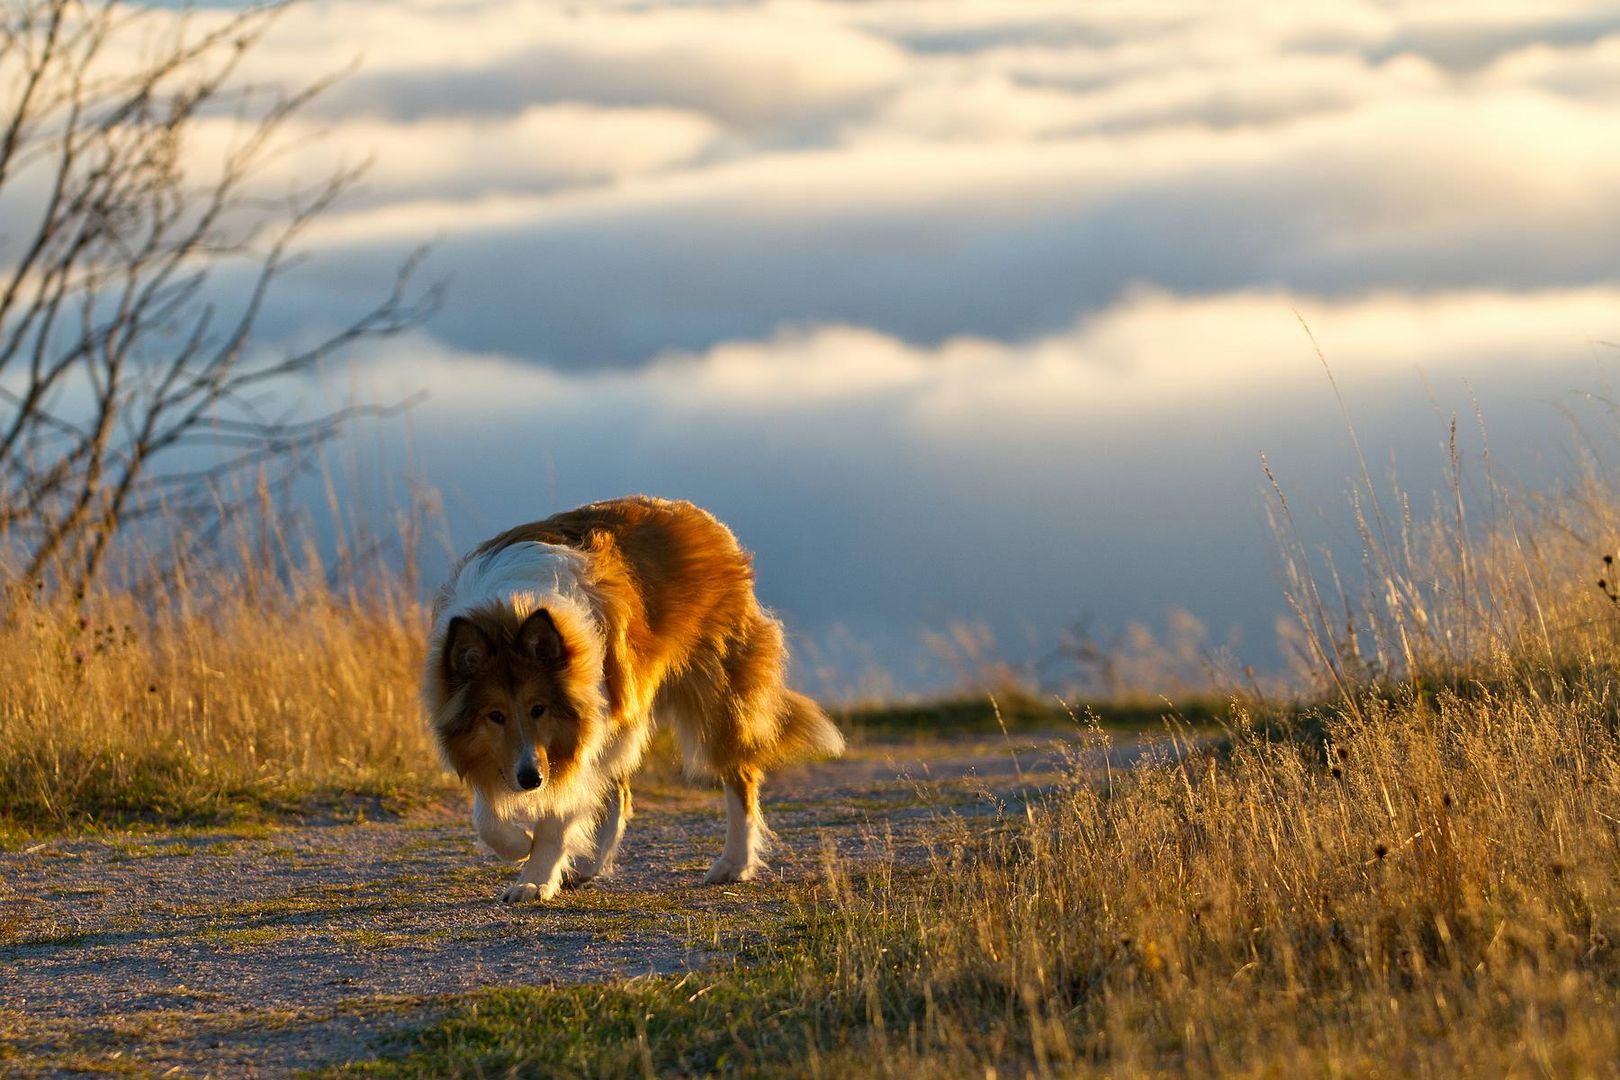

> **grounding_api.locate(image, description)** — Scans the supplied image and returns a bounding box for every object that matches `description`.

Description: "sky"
[120,0,1620,696]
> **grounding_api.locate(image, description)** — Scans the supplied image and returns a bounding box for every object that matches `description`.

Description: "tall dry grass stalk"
[799,680,1620,1076]
[0,476,443,835]
[1267,395,1620,698]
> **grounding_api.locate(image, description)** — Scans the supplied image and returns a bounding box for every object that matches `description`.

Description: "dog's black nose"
[516,764,543,790]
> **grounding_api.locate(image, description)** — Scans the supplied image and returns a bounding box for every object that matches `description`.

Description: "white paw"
[704,856,764,885]
[500,878,559,903]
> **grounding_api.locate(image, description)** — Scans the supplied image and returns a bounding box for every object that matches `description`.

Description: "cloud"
[186,104,724,208]
[244,1,910,131]
[267,83,1620,370]
[361,285,1620,429]
[1356,7,1620,70]
[859,54,1446,140]
[850,1,1620,74]
[1483,33,1620,100]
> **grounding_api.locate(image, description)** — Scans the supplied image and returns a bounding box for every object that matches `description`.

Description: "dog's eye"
[530,704,546,719]
[487,710,506,725]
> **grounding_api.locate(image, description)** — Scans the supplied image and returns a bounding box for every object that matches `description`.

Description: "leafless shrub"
[0,0,436,597]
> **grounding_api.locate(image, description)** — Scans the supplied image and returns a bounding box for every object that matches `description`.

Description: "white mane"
[433,540,596,638]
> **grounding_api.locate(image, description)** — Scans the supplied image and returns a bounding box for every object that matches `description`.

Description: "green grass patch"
[0,905,31,945]
[323,959,865,1079]
[835,691,1231,739]
[333,928,450,950]
[200,926,294,949]
[0,755,453,844]
[5,926,96,949]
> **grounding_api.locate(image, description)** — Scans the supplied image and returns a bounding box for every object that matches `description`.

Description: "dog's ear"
[443,616,493,683]
[516,608,567,667]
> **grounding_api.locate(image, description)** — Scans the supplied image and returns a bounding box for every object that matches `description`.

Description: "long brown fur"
[422,496,844,901]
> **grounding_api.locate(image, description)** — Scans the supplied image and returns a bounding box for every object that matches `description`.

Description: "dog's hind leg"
[500,809,592,903]
[569,777,632,886]
[705,766,769,884]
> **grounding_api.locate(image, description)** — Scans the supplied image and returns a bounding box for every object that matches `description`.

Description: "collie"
[423,496,844,902]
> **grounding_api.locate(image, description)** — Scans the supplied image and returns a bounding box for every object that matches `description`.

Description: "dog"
[422,496,844,902]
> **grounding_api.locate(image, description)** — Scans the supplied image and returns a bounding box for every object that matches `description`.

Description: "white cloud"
[860,53,1438,141]
[1482,33,1620,100]
[249,0,910,130]
[360,286,1620,424]
[186,104,724,206]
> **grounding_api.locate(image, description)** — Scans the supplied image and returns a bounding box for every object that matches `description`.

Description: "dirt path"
[0,729,1182,1077]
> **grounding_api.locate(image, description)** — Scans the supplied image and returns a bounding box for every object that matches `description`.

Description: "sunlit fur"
[423,496,845,900]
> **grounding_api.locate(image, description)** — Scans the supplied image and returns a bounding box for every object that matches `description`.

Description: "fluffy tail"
[772,689,845,763]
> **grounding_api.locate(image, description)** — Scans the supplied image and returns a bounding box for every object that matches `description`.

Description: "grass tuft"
[0,573,446,836]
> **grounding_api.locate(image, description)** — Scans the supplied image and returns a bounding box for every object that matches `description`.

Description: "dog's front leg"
[570,776,632,885]
[472,791,533,861]
[500,811,577,903]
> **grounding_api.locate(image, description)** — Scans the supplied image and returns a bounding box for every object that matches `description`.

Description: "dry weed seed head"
[1597,553,1620,605]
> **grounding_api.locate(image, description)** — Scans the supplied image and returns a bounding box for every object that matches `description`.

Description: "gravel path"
[0,729,1180,1077]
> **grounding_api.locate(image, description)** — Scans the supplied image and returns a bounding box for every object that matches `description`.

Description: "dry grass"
[0,557,441,836]
[765,681,1615,1077]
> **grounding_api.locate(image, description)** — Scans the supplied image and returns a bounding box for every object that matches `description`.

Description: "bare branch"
[0,0,436,596]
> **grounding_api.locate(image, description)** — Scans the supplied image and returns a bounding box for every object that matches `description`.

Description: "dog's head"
[431,607,598,797]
